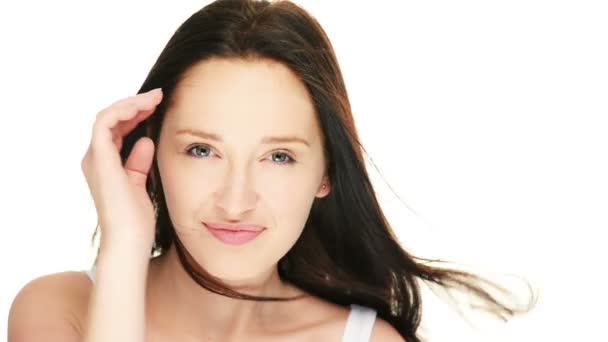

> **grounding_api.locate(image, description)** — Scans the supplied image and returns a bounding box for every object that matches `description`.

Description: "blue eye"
[185,145,296,165]
[186,145,213,158]
[269,152,296,165]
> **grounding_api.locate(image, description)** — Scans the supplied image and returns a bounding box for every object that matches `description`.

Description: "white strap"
[342,304,377,342]
[84,266,96,284]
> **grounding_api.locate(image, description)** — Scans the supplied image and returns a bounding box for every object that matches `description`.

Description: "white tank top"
[84,267,377,342]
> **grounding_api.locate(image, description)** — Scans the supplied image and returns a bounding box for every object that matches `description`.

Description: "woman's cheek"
[256,170,303,202]
[161,162,212,212]
[262,176,316,216]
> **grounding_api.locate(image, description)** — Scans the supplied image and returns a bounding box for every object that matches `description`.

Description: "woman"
[8,1,535,341]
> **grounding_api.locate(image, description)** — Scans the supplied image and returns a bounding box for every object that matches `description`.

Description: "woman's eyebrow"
[175,128,311,147]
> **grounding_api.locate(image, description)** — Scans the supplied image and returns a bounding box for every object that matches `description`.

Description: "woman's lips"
[204,223,265,245]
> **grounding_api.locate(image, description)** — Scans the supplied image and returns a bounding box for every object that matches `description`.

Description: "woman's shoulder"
[8,271,92,341]
[297,295,403,341]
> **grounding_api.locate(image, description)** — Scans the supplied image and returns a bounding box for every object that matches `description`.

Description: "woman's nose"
[214,169,258,217]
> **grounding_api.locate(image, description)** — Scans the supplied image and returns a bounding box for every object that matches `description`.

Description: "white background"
[1,1,606,340]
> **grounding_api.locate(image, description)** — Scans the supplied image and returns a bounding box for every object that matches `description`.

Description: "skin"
[8,57,404,342]
[146,57,335,340]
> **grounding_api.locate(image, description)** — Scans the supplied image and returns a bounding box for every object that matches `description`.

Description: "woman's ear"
[316,176,331,198]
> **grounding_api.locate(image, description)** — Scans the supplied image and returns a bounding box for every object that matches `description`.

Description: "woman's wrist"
[98,235,153,261]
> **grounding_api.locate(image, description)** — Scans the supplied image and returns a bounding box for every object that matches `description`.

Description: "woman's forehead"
[164,58,321,144]
[174,58,313,111]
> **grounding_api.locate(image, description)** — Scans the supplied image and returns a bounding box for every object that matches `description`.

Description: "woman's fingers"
[82,88,163,183]
[92,89,163,152]
[124,137,155,188]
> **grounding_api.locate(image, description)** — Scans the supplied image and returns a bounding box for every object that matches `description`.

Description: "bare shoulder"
[295,295,405,341]
[370,317,405,341]
[8,271,93,342]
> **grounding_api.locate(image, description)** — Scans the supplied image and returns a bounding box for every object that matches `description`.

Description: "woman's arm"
[82,244,150,342]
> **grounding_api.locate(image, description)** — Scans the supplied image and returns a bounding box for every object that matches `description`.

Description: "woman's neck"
[144,243,308,339]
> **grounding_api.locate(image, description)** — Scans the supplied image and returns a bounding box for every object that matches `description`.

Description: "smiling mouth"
[203,223,265,245]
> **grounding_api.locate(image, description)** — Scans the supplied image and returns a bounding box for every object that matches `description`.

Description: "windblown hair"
[92,1,536,340]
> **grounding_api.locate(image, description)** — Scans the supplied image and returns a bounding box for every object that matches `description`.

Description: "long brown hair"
[92,1,537,340]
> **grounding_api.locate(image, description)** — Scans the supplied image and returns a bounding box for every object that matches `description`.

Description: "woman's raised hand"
[81,88,163,254]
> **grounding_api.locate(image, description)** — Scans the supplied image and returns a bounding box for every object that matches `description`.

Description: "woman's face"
[156,57,330,284]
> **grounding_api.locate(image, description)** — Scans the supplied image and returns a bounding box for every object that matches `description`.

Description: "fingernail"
[148,88,162,95]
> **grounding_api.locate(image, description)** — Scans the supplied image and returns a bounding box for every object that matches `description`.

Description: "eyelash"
[184,144,297,165]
